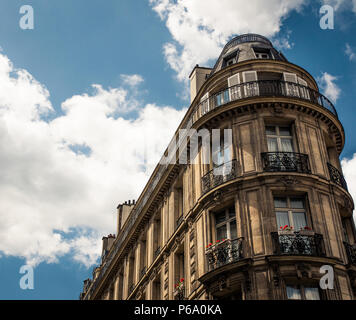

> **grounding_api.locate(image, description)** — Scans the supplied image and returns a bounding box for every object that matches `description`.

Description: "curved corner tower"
[81,34,355,301]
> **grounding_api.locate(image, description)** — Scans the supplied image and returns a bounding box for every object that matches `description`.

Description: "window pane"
[267,138,278,152]
[216,94,223,106]
[223,90,230,103]
[276,211,290,229]
[230,220,237,239]
[274,197,287,208]
[224,147,231,162]
[279,127,292,136]
[286,286,302,300]
[266,126,276,135]
[305,287,320,300]
[215,211,226,225]
[228,206,235,218]
[280,138,293,152]
[292,211,307,231]
[216,225,227,241]
[290,198,304,209]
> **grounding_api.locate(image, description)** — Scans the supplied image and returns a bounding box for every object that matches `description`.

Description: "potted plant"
[298,226,314,236]
[278,225,294,235]
[206,238,228,251]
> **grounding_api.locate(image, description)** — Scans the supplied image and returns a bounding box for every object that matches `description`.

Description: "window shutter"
[228,74,241,101]
[200,92,210,115]
[242,71,259,97]
[283,73,299,97]
[297,77,310,100]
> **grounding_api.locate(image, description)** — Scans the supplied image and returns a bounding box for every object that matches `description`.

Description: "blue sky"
[0,0,355,299]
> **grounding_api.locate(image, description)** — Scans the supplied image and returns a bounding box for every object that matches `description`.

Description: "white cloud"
[342,154,356,218]
[318,72,341,103]
[120,74,144,87]
[0,51,186,267]
[321,0,356,13]
[149,0,306,82]
[345,43,356,61]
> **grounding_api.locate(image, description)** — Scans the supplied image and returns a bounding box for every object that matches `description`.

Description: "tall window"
[212,129,232,167]
[286,285,320,300]
[274,197,308,231]
[266,125,294,152]
[214,206,237,240]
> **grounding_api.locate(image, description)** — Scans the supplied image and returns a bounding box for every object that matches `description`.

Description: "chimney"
[189,65,212,103]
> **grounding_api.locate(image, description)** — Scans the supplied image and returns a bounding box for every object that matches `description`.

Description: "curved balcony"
[206,238,244,272]
[201,160,238,194]
[271,231,326,257]
[344,242,356,265]
[261,152,311,174]
[327,163,348,191]
[192,80,338,124]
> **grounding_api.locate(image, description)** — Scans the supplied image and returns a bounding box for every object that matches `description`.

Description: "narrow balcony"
[206,238,244,272]
[192,80,338,123]
[201,159,238,194]
[173,281,185,300]
[327,163,348,191]
[271,231,326,257]
[261,152,311,174]
[344,242,356,265]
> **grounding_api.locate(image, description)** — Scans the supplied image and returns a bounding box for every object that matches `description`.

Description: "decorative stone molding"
[296,263,312,279]
[278,176,299,187]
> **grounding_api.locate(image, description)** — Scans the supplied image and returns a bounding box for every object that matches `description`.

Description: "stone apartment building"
[80,34,355,300]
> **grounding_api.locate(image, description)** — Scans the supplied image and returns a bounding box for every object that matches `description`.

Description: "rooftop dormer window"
[222,50,239,68]
[253,47,272,59]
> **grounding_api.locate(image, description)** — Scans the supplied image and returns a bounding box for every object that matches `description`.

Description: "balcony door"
[266,125,294,153]
[214,206,237,241]
[274,196,307,231]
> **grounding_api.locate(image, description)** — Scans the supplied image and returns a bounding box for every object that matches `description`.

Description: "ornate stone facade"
[80,34,355,301]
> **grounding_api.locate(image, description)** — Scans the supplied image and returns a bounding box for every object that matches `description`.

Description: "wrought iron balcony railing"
[261,152,311,173]
[206,238,244,272]
[271,231,326,257]
[140,266,147,280]
[128,283,135,296]
[173,285,185,300]
[192,80,338,123]
[344,242,356,265]
[176,215,184,229]
[327,163,348,191]
[201,160,238,194]
[154,246,161,260]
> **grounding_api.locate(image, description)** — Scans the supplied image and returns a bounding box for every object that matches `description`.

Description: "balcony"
[206,238,244,272]
[173,283,185,300]
[271,231,326,257]
[261,152,311,174]
[176,215,183,229]
[201,160,238,194]
[154,246,161,260]
[192,80,338,123]
[140,266,147,280]
[327,163,348,191]
[344,242,356,265]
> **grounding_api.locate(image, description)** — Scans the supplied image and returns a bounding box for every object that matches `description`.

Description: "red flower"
[216,240,220,243]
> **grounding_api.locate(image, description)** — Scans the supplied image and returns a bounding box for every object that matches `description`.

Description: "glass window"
[287,285,320,300]
[274,196,308,231]
[276,211,290,229]
[305,287,320,300]
[286,286,302,300]
[216,225,227,240]
[214,206,237,241]
[274,197,287,208]
[290,198,304,209]
[265,125,294,153]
